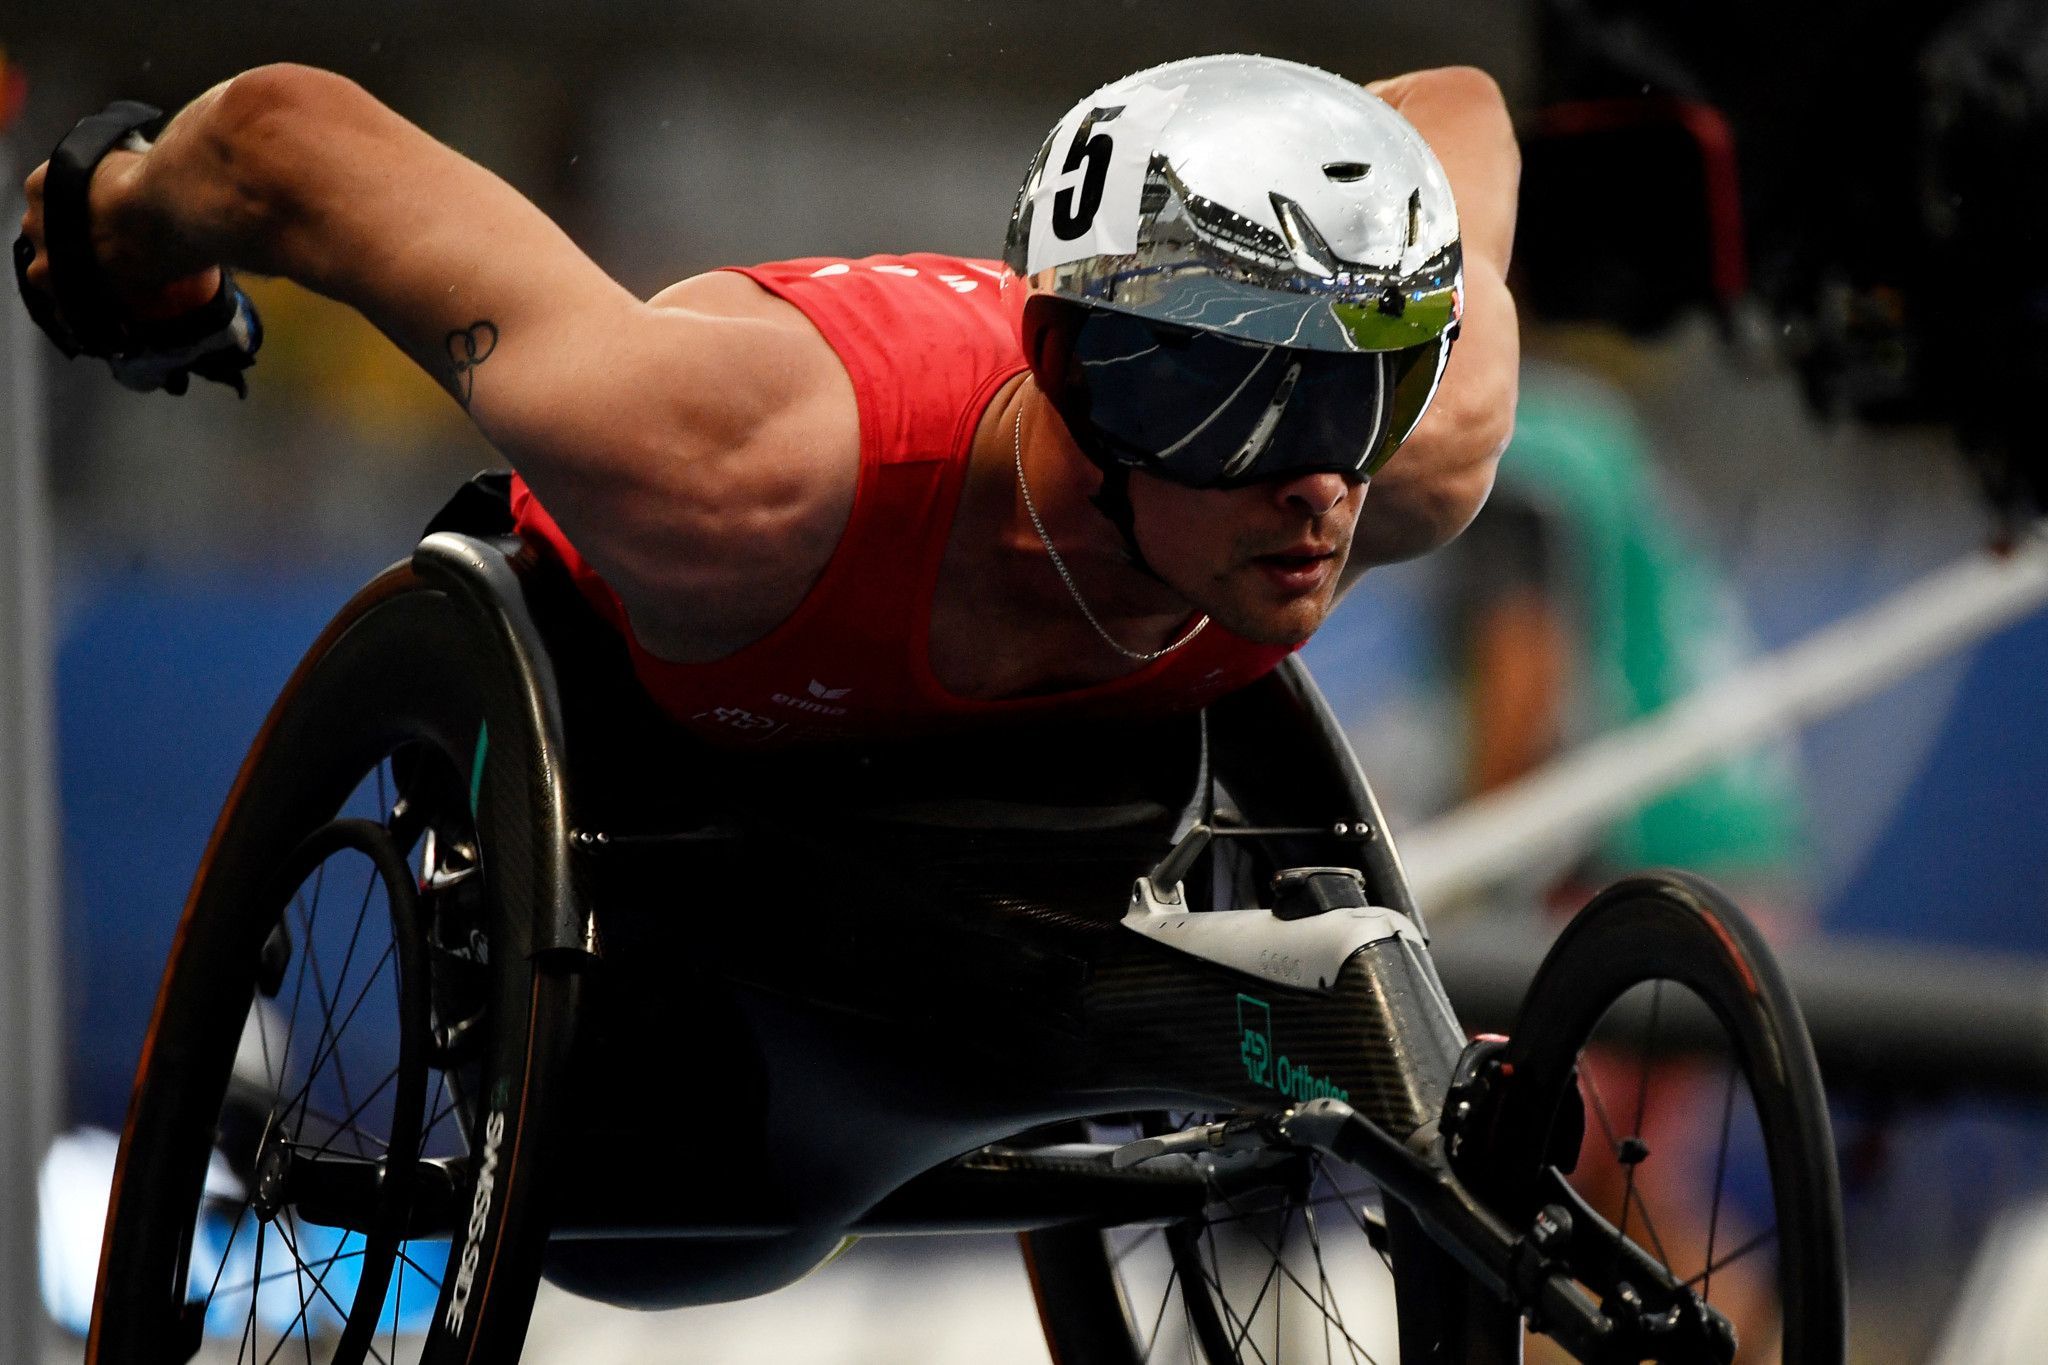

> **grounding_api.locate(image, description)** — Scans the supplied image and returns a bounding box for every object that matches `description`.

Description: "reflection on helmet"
[1003,53,1463,488]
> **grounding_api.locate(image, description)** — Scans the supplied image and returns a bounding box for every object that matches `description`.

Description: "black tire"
[88,561,581,1365]
[1473,871,1846,1364]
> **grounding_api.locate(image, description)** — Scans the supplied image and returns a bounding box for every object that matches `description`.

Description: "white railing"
[1400,528,2048,906]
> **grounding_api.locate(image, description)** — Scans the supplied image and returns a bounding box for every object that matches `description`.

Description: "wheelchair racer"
[17,55,1518,747]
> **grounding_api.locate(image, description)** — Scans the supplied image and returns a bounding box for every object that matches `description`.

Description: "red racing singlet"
[511,252,1296,749]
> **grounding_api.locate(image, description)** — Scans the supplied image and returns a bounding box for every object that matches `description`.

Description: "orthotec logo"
[1237,993,1350,1104]
[444,1108,507,1334]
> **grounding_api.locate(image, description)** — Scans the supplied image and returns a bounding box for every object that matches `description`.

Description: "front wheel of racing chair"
[1455,871,1846,1364]
[1019,669,1846,1364]
[87,532,588,1365]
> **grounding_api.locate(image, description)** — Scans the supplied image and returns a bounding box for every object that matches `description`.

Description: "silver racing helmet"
[1002,54,1462,491]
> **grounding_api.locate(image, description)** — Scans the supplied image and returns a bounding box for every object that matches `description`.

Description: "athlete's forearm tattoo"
[446,321,499,408]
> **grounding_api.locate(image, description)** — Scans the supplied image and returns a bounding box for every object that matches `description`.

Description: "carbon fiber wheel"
[118,800,454,1363]
[88,562,581,1364]
[1469,872,1847,1364]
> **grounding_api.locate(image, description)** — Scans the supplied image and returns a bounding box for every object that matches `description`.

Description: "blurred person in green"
[1453,358,1808,911]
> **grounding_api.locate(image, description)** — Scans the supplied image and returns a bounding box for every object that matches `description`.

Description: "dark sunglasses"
[1025,297,1452,489]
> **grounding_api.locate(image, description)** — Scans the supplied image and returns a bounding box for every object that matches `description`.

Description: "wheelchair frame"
[437,525,1492,1314]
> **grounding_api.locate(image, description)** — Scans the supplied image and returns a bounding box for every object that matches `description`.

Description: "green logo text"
[1237,993,1350,1104]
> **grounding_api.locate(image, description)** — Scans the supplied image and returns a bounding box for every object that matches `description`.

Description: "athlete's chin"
[1210,596,1330,646]
[1178,563,1341,644]
[1239,616,1323,647]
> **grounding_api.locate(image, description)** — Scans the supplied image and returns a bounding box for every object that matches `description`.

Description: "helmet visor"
[1032,300,1450,488]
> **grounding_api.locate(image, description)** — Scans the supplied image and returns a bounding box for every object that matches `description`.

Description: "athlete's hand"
[16,133,258,395]
[18,153,217,329]
[19,155,220,305]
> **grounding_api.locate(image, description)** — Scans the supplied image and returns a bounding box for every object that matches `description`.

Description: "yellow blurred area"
[239,275,468,441]
[1523,317,1689,390]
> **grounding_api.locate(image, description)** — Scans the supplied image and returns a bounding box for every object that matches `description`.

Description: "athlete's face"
[1125,469,1366,645]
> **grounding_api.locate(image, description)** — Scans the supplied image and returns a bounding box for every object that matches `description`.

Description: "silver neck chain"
[1013,409,1210,663]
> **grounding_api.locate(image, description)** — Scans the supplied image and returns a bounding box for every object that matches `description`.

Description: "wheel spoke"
[268,883,326,1141]
[254,1211,316,1365]
[297,1231,316,1365]
[304,859,388,1151]
[1196,1225,1240,1350]
[255,1282,308,1365]
[282,889,346,1141]
[337,854,392,1132]
[219,828,422,1358]
[1201,1181,1367,1234]
[1578,1044,1677,1272]
[1621,1163,1676,1273]
[396,1242,445,1289]
[276,939,397,1140]
[296,1099,391,1154]
[1308,1209,1335,1365]
[1199,1197,1291,1231]
[1195,1243,1277,1365]
[199,1203,251,1314]
[281,1223,392,1365]
[1630,983,1663,1137]
[1616,984,1669,1255]
[297,883,351,1099]
[391,1225,403,1365]
[1680,1226,1779,1289]
[290,1059,401,1168]
[422,1074,460,1149]
[1301,1203,1331,1365]
[1199,1219,1271,1364]
[1267,1205,1288,1363]
[1301,1200,1371,1365]
[212,1239,369,1300]
[1703,1061,1740,1299]
[242,1217,265,1365]
[1141,1256,1180,1360]
[290,852,388,1159]
[1197,1183,1381,1364]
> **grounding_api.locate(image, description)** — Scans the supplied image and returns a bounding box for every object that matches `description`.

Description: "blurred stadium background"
[4,1,2046,1360]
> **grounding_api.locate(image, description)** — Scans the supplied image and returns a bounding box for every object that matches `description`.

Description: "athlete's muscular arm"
[18,64,856,657]
[1347,66,1521,575]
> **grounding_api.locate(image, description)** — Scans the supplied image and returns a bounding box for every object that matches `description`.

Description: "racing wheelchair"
[84,481,1846,1364]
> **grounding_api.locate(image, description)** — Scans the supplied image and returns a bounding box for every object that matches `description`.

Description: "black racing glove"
[12,99,262,397]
